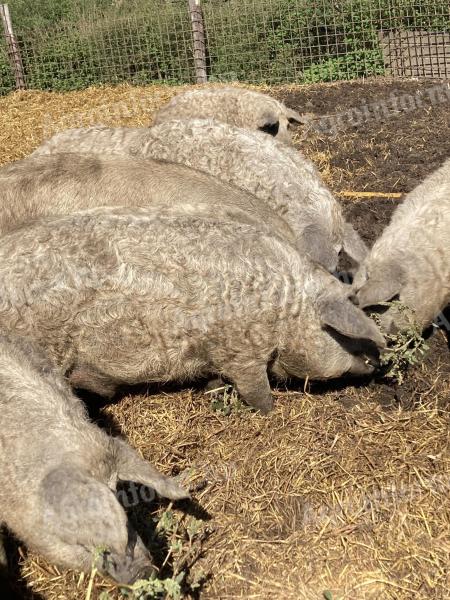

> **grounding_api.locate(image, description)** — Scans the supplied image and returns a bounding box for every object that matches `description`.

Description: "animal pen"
[0,1,449,600]
[1,0,450,94]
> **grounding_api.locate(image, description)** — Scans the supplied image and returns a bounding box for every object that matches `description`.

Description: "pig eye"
[259,121,279,136]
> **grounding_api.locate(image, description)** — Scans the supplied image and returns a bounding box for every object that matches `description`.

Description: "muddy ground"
[0,79,449,600]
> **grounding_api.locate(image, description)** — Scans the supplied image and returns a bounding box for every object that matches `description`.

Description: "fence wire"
[1,0,449,96]
[0,34,13,94]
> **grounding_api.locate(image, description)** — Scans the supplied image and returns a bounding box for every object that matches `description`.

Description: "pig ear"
[302,224,338,272]
[342,222,368,265]
[258,121,280,137]
[257,113,280,137]
[285,107,306,124]
[40,465,128,555]
[356,262,405,309]
[114,438,190,501]
[319,297,386,349]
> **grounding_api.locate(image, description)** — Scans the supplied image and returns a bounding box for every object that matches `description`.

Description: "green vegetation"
[1,0,449,94]
[91,509,207,599]
[373,301,429,385]
[123,509,206,600]
[207,384,253,416]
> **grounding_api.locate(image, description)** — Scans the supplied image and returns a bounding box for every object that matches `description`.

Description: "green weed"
[118,509,207,599]
[373,301,429,385]
[207,384,252,416]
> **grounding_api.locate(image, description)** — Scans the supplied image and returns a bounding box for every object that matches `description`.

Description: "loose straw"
[338,191,403,199]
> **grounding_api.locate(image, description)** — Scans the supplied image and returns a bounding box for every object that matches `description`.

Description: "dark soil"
[342,197,398,247]
[277,77,450,194]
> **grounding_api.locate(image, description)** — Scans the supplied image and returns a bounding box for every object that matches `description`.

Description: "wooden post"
[0,4,25,90]
[188,0,207,84]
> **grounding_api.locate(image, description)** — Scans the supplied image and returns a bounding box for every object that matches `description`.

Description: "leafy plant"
[207,384,252,416]
[87,508,207,599]
[122,572,185,600]
[118,509,208,599]
[372,301,429,384]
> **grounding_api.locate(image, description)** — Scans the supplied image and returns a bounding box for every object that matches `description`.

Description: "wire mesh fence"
[0,34,13,94]
[1,0,449,96]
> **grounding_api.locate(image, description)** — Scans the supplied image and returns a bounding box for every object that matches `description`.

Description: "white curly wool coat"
[0,335,188,583]
[0,152,294,241]
[153,86,305,145]
[0,209,384,414]
[32,120,367,271]
[353,158,450,331]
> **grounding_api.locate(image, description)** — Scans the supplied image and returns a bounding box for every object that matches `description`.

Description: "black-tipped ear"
[320,297,386,349]
[114,439,190,501]
[285,107,305,124]
[356,262,405,309]
[342,222,368,265]
[302,224,338,272]
[258,117,280,137]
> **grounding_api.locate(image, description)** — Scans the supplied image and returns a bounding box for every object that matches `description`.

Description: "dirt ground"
[0,79,449,600]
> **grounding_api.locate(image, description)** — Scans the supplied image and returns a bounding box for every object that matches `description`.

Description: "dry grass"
[0,81,449,600]
[0,81,282,167]
[0,83,179,166]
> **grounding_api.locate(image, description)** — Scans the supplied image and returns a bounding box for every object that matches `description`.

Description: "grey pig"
[0,334,189,583]
[353,158,450,332]
[0,152,294,241]
[152,86,305,145]
[31,120,367,271]
[0,208,385,414]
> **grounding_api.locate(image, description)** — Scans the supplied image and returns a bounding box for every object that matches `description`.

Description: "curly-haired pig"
[353,158,450,332]
[0,209,385,414]
[0,334,188,583]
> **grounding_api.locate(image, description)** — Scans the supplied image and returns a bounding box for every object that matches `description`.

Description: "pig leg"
[0,528,8,571]
[224,364,273,414]
[68,364,118,398]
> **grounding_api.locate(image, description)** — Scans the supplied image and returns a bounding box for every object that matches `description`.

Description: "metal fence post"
[0,3,25,90]
[188,0,207,84]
